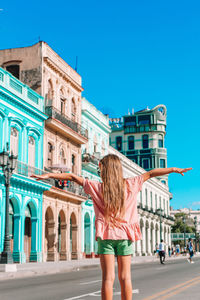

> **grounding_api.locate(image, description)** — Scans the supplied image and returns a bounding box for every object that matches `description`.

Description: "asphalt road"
[0,257,200,300]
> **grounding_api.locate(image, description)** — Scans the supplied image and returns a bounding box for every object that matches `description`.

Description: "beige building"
[109,146,174,255]
[0,42,88,261]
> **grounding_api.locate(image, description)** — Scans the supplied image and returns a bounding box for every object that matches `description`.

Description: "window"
[47,142,53,167]
[142,135,149,149]
[60,89,66,114]
[28,136,35,167]
[143,158,149,169]
[94,135,97,153]
[128,136,134,150]
[161,180,166,185]
[159,196,161,209]
[72,154,75,173]
[163,199,165,213]
[10,127,19,156]
[71,98,76,121]
[6,65,20,79]
[116,136,122,151]
[158,134,163,148]
[60,148,66,165]
[160,159,166,168]
[150,192,153,209]
[47,80,53,100]
[145,189,148,206]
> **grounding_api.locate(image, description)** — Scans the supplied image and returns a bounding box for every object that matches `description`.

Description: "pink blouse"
[83,175,144,242]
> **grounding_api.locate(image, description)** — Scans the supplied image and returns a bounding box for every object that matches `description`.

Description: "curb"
[0,254,198,281]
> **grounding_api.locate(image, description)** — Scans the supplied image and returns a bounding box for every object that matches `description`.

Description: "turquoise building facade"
[0,68,50,263]
[81,97,111,257]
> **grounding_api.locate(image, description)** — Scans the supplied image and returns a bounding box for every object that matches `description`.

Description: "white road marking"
[63,290,101,300]
[113,289,139,295]
[80,280,102,285]
[64,288,139,299]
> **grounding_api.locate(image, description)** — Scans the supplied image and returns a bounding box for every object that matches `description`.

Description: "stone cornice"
[82,109,111,134]
[44,186,87,204]
[43,57,83,93]
[0,88,47,122]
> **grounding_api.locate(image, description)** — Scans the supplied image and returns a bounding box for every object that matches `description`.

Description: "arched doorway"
[45,207,55,261]
[58,210,66,260]
[155,223,159,248]
[9,201,14,253]
[70,212,78,259]
[24,204,32,262]
[84,213,91,257]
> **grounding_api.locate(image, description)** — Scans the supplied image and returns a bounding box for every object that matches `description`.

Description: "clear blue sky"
[1,0,200,210]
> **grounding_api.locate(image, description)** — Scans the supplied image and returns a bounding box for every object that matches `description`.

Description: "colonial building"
[81,97,111,257]
[0,42,88,261]
[109,105,168,185]
[0,67,50,263]
[109,146,173,255]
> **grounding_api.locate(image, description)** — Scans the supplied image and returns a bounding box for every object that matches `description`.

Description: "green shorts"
[97,237,133,256]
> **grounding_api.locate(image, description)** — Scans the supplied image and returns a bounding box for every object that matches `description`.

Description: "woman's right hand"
[30,174,50,180]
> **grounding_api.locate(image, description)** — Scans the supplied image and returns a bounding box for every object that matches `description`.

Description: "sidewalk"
[0,253,198,281]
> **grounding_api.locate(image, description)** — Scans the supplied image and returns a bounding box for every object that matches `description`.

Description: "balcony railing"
[45,106,88,139]
[14,161,86,197]
[82,153,99,166]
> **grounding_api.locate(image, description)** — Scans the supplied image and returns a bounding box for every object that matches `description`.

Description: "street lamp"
[156,208,163,242]
[0,143,18,264]
[183,215,186,249]
[194,216,197,252]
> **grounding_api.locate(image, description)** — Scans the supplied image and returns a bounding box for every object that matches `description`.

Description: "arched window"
[128,136,134,150]
[158,134,163,148]
[142,135,149,149]
[6,65,20,79]
[60,148,66,165]
[10,127,19,156]
[71,98,76,121]
[46,80,53,106]
[28,136,35,167]
[60,89,66,114]
[47,142,53,168]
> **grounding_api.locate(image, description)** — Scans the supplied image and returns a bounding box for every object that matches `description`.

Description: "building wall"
[0,43,87,262]
[0,67,50,263]
[109,105,168,185]
[81,97,111,257]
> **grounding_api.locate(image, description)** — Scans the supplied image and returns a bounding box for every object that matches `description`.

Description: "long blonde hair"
[100,154,125,226]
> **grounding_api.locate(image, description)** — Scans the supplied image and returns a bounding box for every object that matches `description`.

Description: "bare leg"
[117,255,132,300]
[100,254,115,300]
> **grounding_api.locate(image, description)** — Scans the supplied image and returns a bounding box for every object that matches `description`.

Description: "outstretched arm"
[142,167,192,182]
[31,173,84,186]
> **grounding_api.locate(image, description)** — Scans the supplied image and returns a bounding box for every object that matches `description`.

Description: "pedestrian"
[159,239,165,264]
[176,244,180,256]
[168,246,171,257]
[32,155,192,300]
[187,238,194,264]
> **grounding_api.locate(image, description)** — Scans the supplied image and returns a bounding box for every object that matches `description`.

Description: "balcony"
[82,153,100,174]
[13,161,86,198]
[45,106,88,144]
